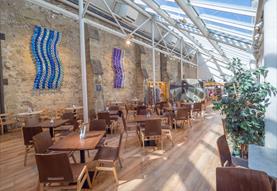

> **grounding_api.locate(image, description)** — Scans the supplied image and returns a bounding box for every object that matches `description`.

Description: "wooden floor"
[0,108,223,191]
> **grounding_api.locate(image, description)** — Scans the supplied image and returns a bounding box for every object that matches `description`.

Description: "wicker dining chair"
[193,102,203,117]
[89,119,107,149]
[98,112,118,133]
[0,113,17,135]
[25,115,40,127]
[216,167,273,191]
[40,109,49,121]
[173,108,192,129]
[125,103,136,121]
[32,131,76,163]
[140,119,163,152]
[52,112,76,137]
[35,153,91,191]
[136,105,147,115]
[21,126,43,166]
[122,113,139,145]
[109,105,120,111]
[217,135,248,168]
[93,132,123,184]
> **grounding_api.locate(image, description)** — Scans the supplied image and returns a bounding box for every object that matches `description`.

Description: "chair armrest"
[77,165,88,182]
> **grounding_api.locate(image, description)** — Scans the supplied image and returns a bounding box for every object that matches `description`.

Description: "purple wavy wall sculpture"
[112,48,124,88]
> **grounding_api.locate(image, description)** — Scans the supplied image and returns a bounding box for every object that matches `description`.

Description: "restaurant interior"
[0,0,276,191]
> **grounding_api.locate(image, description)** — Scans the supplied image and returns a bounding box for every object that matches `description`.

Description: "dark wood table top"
[26,119,69,128]
[49,131,105,151]
[129,115,167,123]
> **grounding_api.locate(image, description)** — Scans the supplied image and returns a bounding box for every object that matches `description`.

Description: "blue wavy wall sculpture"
[31,25,63,90]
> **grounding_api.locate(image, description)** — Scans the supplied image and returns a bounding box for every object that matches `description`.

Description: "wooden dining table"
[129,114,167,123]
[26,119,69,137]
[49,131,105,163]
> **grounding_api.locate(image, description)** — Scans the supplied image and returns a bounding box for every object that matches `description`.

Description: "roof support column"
[79,0,89,124]
[152,20,156,105]
[181,40,183,80]
[264,0,277,149]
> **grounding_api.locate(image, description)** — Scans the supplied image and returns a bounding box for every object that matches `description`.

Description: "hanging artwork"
[31,25,63,90]
[112,48,124,88]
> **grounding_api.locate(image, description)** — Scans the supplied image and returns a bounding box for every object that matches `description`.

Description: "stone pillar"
[264,0,277,149]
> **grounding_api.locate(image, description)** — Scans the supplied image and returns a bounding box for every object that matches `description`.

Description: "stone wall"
[0,0,82,112]
[87,25,145,112]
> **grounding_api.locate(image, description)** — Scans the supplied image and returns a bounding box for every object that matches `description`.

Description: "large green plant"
[213,58,277,154]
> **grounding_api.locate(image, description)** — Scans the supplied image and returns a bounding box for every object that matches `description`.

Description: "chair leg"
[125,131,128,146]
[1,125,3,135]
[160,137,163,151]
[168,132,174,146]
[118,158,123,168]
[92,168,98,184]
[112,167,119,184]
[37,182,44,191]
[24,147,30,166]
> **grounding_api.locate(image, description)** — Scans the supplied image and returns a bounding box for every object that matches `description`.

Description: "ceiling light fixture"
[126,34,133,45]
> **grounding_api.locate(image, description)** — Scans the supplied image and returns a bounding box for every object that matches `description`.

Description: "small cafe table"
[16,110,43,117]
[26,119,69,137]
[65,106,83,111]
[129,114,167,123]
[249,144,277,179]
[49,131,105,163]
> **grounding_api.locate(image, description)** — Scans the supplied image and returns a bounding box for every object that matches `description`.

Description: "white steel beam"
[175,0,229,62]
[200,14,254,31]
[190,0,256,17]
[82,0,92,17]
[129,18,150,36]
[141,0,208,57]
[180,40,183,80]
[155,30,170,47]
[103,0,126,35]
[170,41,179,54]
[152,20,156,104]
[207,24,253,40]
[79,0,89,124]
[155,23,170,52]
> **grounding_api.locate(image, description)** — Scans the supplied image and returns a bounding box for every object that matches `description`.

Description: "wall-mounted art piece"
[31,25,63,90]
[112,48,125,88]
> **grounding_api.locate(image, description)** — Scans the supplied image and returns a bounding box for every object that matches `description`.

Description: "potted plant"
[213,58,277,157]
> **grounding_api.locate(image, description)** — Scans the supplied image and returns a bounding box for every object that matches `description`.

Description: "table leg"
[49,127,54,137]
[80,150,85,163]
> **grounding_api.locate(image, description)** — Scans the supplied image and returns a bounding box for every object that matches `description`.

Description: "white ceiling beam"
[103,0,126,35]
[129,17,150,36]
[160,5,185,15]
[190,0,256,17]
[207,24,253,40]
[200,14,254,31]
[141,0,213,58]
[175,0,229,62]
[155,22,170,52]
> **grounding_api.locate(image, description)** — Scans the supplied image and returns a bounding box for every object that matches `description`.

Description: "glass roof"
[133,0,257,64]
